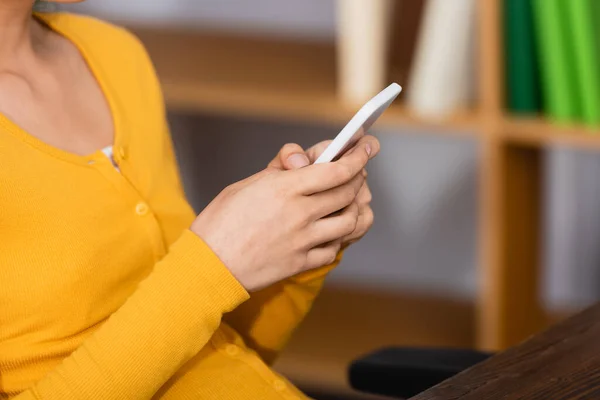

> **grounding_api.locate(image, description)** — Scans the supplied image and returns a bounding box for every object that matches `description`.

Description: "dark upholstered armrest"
[349,347,492,398]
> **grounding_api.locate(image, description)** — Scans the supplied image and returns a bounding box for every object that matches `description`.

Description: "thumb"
[285,152,310,170]
[269,143,309,170]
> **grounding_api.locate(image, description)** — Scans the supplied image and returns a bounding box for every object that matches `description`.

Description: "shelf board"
[130,26,480,133]
[502,116,600,150]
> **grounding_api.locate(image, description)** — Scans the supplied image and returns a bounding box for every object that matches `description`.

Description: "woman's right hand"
[190,139,375,292]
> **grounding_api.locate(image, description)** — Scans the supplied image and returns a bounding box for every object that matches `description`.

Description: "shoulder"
[39,12,158,92]
[39,12,164,111]
[39,12,149,60]
[39,12,149,59]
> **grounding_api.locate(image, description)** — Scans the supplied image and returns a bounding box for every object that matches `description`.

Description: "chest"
[0,135,196,342]
[0,97,195,343]
[0,44,113,156]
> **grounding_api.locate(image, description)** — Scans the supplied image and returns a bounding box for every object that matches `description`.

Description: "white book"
[336,0,395,105]
[407,0,476,118]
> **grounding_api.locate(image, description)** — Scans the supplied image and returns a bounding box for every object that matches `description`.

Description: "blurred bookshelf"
[130,26,600,151]
[119,0,599,392]
[132,26,600,151]
[131,27,480,133]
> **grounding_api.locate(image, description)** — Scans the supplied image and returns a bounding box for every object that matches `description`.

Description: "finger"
[304,240,343,270]
[268,143,309,170]
[293,141,371,194]
[341,135,381,161]
[308,174,365,219]
[343,207,374,245]
[305,140,333,163]
[304,135,378,165]
[307,202,359,247]
[355,182,372,207]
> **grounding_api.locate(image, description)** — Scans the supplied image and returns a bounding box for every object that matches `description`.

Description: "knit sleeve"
[222,251,343,365]
[14,230,249,400]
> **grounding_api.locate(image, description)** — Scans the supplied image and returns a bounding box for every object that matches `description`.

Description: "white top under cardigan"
[101,146,120,171]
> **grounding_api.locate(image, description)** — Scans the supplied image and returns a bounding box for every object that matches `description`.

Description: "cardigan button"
[273,380,286,392]
[135,202,149,216]
[225,344,239,357]
[117,146,127,160]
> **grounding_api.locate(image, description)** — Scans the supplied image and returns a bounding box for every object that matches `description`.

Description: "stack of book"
[338,0,600,127]
[507,0,600,127]
[336,0,394,106]
[337,0,477,118]
[406,0,476,119]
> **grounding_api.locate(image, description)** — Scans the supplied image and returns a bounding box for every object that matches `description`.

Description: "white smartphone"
[314,83,402,164]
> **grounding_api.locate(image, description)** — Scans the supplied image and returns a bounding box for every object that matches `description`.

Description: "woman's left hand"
[269,138,377,247]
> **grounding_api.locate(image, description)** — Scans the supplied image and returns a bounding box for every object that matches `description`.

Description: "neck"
[0,1,46,66]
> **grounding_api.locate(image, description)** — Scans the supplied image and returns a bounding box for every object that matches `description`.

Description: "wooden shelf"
[502,116,600,150]
[130,26,481,133]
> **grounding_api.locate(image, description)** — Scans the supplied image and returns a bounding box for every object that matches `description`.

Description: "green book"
[565,0,600,126]
[505,0,541,114]
[593,0,600,57]
[532,0,579,122]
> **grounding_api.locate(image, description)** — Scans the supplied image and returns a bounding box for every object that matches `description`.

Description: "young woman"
[0,1,379,398]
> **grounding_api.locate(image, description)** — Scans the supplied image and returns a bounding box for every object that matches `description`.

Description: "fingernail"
[362,169,367,178]
[365,144,372,156]
[287,153,310,169]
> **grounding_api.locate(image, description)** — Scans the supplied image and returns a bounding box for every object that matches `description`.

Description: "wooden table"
[412,303,600,399]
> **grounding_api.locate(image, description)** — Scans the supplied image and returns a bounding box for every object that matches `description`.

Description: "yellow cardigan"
[0,13,340,399]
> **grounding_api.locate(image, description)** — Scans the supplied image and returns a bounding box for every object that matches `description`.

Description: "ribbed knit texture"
[0,13,340,399]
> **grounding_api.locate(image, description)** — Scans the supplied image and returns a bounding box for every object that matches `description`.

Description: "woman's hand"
[270,136,378,247]
[191,140,374,292]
